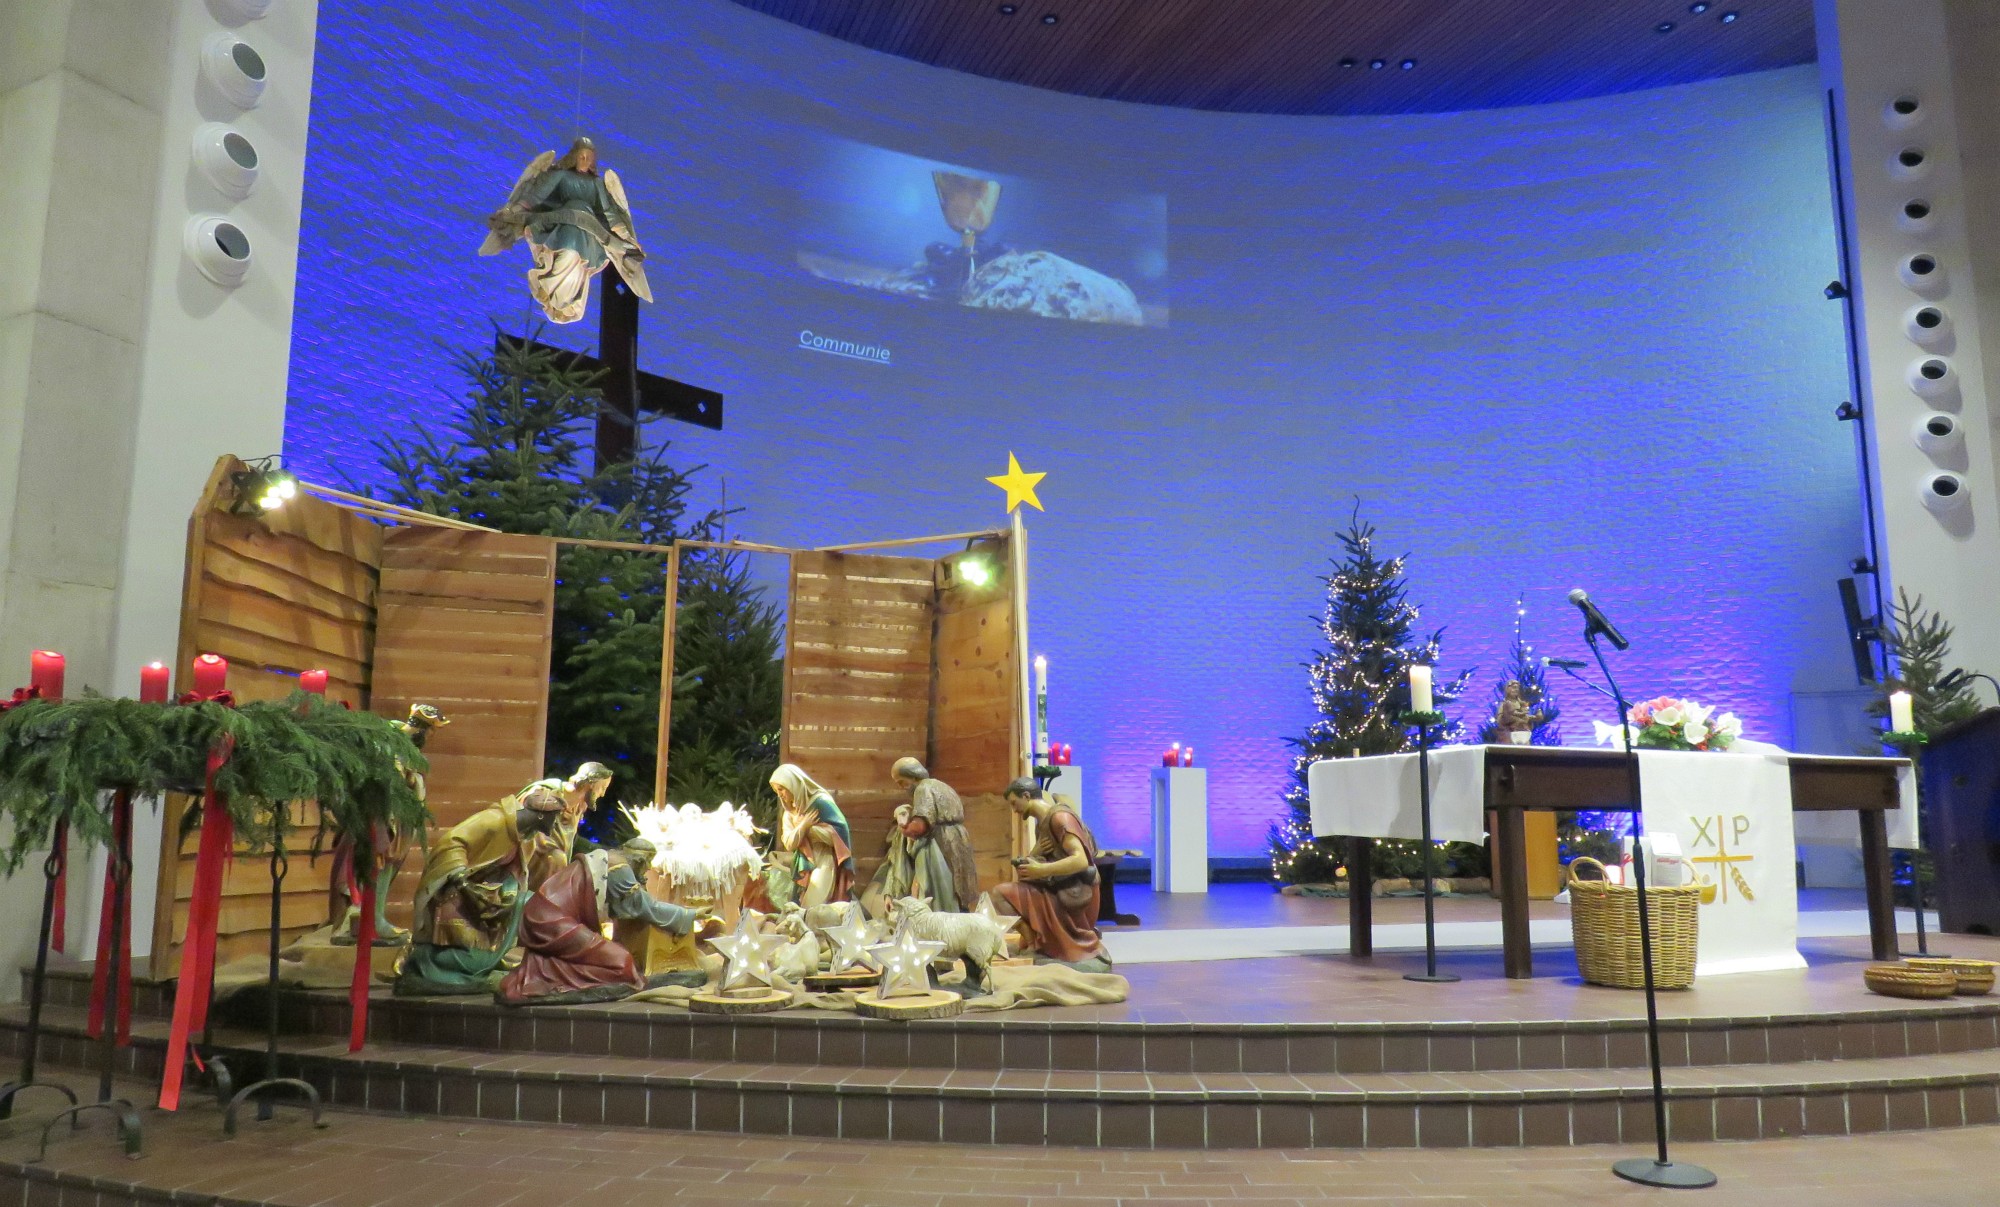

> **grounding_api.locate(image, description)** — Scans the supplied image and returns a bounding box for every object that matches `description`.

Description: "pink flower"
[1628,702,1653,726]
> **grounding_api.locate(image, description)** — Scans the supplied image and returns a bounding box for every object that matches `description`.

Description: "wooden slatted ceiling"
[728,0,1815,116]
[930,542,1021,893]
[784,551,936,886]
[371,527,559,926]
[152,461,385,977]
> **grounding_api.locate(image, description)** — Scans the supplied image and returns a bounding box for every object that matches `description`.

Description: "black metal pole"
[1404,722,1457,984]
[0,821,79,1121]
[98,795,130,1105]
[1591,631,1714,1191]
[222,833,323,1137]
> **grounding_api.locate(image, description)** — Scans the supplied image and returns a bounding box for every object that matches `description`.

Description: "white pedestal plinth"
[1045,765,1084,816]
[1149,767,1208,893]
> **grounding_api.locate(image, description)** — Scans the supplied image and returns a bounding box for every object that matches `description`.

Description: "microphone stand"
[1586,627,1715,1191]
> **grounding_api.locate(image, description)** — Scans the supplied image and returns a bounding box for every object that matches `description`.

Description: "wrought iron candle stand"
[0,821,81,1124]
[1401,711,1458,984]
[222,835,324,1137]
[1885,730,1940,957]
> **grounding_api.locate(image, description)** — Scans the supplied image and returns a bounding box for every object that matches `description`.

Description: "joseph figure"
[396,786,565,996]
[864,757,980,915]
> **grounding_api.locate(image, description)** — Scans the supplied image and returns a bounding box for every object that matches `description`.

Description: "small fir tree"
[373,333,783,834]
[1871,588,1982,734]
[1476,637,1563,745]
[1269,506,1476,885]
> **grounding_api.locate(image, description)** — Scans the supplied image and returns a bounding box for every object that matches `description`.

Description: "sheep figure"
[887,896,1008,994]
[771,909,823,981]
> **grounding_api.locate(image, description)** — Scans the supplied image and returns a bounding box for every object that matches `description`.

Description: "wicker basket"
[1567,856,1701,990]
[1903,958,1996,996]
[1865,963,1958,1000]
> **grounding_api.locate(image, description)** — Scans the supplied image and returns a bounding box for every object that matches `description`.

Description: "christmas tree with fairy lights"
[1477,593,1563,746]
[1268,505,1476,885]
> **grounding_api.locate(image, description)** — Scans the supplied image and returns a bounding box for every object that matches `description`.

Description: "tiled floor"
[4,1084,1999,1206]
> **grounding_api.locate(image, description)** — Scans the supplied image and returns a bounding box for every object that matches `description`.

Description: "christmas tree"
[1872,587,1982,733]
[1269,506,1475,885]
[374,333,783,834]
[1476,599,1563,746]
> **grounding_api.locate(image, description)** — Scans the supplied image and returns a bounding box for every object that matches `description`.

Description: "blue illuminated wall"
[287,0,1858,858]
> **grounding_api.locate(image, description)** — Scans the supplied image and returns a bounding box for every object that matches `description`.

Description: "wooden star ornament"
[985,452,1046,514]
[867,923,946,1000]
[822,907,881,975]
[712,911,787,993]
[973,892,1022,939]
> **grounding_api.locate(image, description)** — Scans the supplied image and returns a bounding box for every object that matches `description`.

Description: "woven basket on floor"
[1865,963,1958,1000]
[1567,856,1700,990]
[1903,958,1996,996]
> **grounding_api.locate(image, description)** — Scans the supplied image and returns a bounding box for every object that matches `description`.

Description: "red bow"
[1,685,43,711]
[158,718,238,1109]
[176,689,236,708]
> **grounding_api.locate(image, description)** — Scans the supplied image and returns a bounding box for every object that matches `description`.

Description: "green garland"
[0,691,429,873]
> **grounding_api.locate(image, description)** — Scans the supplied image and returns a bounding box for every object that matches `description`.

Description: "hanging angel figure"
[479,136,654,324]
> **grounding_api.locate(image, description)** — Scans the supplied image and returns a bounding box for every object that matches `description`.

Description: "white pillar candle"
[1889,689,1915,734]
[1409,664,1434,714]
[1033,655,1049,759]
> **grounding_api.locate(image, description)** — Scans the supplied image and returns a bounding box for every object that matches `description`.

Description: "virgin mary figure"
[480,136,654,324]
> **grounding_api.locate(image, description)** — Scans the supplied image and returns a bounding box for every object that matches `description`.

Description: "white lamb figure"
[887,896,1008,994]
[771,922,822,983]
[803,900,858,935]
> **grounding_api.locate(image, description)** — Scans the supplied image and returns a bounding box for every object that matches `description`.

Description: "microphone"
[1541,657,1588,670]
[1568,588,1632,651]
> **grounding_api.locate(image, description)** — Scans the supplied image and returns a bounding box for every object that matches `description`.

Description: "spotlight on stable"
[956,558,996,588]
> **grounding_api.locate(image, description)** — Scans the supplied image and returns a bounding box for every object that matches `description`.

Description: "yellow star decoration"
[985,452,1047,513]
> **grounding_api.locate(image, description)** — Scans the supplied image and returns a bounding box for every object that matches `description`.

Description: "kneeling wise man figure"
[498,838,706,1006]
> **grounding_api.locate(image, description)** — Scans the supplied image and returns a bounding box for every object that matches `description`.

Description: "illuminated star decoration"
[973,892,1022,940]
[711,911,786,994]
[822,906,881,975]
[867,923,945,1000]
[985,452,1046,514]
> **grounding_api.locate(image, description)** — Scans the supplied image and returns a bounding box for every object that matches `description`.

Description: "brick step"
[4,1003,1998,1149]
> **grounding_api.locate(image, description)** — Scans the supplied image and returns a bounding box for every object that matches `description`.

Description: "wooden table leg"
[1496,806,1533,978]
[1860,809,1899,960]
[1348,837,1374,958]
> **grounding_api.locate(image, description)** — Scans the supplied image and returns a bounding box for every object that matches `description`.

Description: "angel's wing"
[478,150,557,255]
[600,168,655,302]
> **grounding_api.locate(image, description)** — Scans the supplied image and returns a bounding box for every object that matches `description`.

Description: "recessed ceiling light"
[998,3,1016,12]
[1690,2,1709,12]
[1369,58,1386,69]
[1656,21,1676,32]
[1720,10,1739,22]
[1040,11,1057,24]
[1338,56,1358,68]
[1400,58,1416,70]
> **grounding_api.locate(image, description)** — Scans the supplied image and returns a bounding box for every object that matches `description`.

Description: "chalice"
[932,171,1002,294]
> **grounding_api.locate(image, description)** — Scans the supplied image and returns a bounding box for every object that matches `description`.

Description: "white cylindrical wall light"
[1907,355,1957,399]
[191,123,259,199]
[184,215,253,286]
[200,32,268,108]
[1884,95,1924,130]
[1911,411,1962,455]
[1889,146,1932,181]
[1897,199,1936,234]
[1899,252,1946,293]
[1920,471,1969,514]
[1904,303,1951,345]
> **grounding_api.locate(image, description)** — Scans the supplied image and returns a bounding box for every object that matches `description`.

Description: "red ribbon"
[347,831,380,1052]
[0,685,42,710]
[158,731,236,1111]
[86,791,135,1045]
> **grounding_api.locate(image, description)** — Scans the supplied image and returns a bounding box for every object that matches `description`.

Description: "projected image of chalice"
[931,171,1002,297]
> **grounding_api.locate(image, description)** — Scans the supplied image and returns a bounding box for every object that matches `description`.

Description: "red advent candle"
[192,653,228,697]
[30,650,64,700]
[1163,745,1178,768]
[1064,744,1074,764]
[1181,746,1195,768]
[139,662,170,703]
[300,668,329,696]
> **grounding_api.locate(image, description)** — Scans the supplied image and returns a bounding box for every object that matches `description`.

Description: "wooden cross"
[500,266,723,472]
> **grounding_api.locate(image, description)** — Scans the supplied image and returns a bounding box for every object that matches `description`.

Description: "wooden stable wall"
[783,552,936,886]
[371,528,558,927]
[151,458,384,978]
[929,537,1021,891]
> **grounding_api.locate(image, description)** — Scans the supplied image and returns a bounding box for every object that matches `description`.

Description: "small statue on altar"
[496,837,708,1006]
[992,777,1110,971]
[864,757,980,914]
[1492,681,1545,745]
[767,763,854,908]
[479,137,653,324]
[396,786,566,996]
[331,703,448,946]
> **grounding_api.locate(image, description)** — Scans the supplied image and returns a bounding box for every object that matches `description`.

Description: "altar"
[1310,744,1916,979]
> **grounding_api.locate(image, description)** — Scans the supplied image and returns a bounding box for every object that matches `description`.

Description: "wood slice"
[853,989,964,1020]
[687,988,792,1014]
[804,970,880,992]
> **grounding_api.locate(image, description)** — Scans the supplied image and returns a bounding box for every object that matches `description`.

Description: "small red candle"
[300,668,329,696]
[139,662,170,703]
[29,651,64,700]
[1163,745,1178,768]
[1181,746,1195,767]
[191,653,228,697]
[1063,744,1073,764]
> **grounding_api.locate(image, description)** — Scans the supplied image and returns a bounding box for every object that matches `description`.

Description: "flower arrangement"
[1593,697,1744,753]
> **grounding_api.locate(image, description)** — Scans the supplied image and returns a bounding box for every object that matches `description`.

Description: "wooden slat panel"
[193,619,368,685]
[930,533,1021,895]
[199,580,372,666]
[379,566,553,607]
[261,490,385,566]
[208,512,376,608]
[379,526,555,560]
[203,544,373,625]
[787,692,930,730]
[374,603,549,637]
[786,643,931,677]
